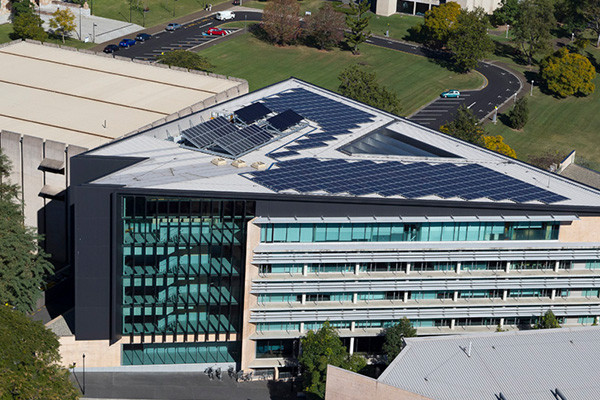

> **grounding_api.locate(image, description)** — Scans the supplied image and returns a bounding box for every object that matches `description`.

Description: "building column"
[502,290,508,301]
[505,261,511,273]
[456,262,461,275]
[300,322,305,333]
[303,264,308,276]
[595,316,599,325]
[301,294,306,305]
[403,291,409,302]
[499,318,505,328]
[355,263,360,275]
[450,319,455,330]
[413,0,417,15]
[352,293,358,304]
[350,321,356,332]
[406,263,411,275]
[274,367,279,380]
[551,289,556,300]
[453,291,458,301]
[554,261,560,272]
[349,337,355,355]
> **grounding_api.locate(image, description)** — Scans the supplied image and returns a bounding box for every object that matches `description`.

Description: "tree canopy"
[448,8,494,72]
[261,0,301,46]
[439,105,486,145]
[483,135,517,158]
[0,151,53,313]
[345,0,371,54]
[9,0,34,17]
[12,12,47,41]
[304,3,345,50]
[492,0,520,26]
[382,317,417,363]
[535,310,561,329]
[157,50,213,72]
[0,305,80,399]
[540,48,596,97]
[420,2,461,48]
[506,97,529,129]
[513,0,556,65]
[338,65,402,115]
[49,9,76,44]
[299,321,366,399]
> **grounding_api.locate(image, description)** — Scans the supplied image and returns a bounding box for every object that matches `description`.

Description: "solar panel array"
[234,102,272,124]
[248,158,568,204]
[181,116,273,158]
[262,88,376,152]
[267,109,304,132]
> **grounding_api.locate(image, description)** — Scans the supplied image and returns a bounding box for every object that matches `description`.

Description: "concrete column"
[456,262,461,274]
[350,321,355,332]
[403,292,409,302]
[554,261,560,272]
[595,316,599,325]
[499,318,505,328]
[551,289,556,300]
[301,294,306,305]
[300,322,304,333]
[352,293,358,304]
[303,264,308,276]
[505,262,511,273]
[453,291,458,301]
[349,337,355,355]
[355,263,360,275]
[450,319,455,329]
[274,367,279,380]
[413,0,417,15]
[502,290,508,301]
[406,263,411,275]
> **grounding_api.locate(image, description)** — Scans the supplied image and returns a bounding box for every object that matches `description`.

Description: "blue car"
[441,90,461,98]
[119,38,136,48]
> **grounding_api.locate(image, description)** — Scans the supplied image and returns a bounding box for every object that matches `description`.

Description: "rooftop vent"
[231,159,247,168]
[211,157,226,166]
[251,161,267,171]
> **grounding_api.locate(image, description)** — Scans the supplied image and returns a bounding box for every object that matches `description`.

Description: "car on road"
[215,11,235,20]
[103,44,119,53]
[119,38,136,48]
[441,90,461,98]
[206,27,229,36]
[166,23,182,31]
[135,33,152,42]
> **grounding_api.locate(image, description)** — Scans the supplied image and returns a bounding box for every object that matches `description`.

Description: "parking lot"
[409,92,474,128]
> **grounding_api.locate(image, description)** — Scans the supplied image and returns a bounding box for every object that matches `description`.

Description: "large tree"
[304,3,345,50]
[0,151,53,312]
[513,0,556,65]
[49,8,76,43]
[338,65,402,115]
[12,12,47,41]
[439,105,486,145]
[540,48,596,97]
[261,0,301,46]
[0,305,80,399]
[448,8,494,72]
[492,0,520,26]
[580,0,600,47]
[382,317,417,363]
[9,0,34,17]
[345,0,371,55]
[535,310,561,329]
[299,321,366,400]
[420,1,461,48]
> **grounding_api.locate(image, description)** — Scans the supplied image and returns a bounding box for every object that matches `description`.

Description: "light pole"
[82,354,86,395]
[530,80,534,96]
[506,24,509,39]
[79,7,82,40]
[493,106,498,125]
[92,23,97,43]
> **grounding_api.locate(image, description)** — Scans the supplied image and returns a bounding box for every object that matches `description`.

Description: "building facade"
[69,79,600,377]
[376,0,500,17]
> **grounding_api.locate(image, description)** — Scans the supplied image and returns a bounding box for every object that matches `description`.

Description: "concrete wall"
[559,217,600,243]
[58,336,125,368]
[0,130,86,265]
[325,365,434,400]
[241,219,261,371]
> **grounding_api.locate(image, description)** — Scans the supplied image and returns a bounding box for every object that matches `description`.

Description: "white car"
[215,11,235,20]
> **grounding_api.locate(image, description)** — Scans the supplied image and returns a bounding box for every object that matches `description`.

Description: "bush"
[540,48,596,97]
[483,135,517,158]
[338,65,402,115]
[157,50,213,72]
[506,97,529,129]
[12,12,47,41]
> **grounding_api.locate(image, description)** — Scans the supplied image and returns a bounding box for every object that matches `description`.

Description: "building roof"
[0,41,244,148]
[378,327,600,400]
[87,78,600,209]
[559,164,600,190]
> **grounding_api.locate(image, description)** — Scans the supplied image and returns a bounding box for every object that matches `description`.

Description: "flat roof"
[378,327,600,400]
[87,78,600,209]
[0,41,244,148]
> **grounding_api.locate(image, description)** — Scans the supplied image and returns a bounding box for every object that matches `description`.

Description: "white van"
[215,11,235,20]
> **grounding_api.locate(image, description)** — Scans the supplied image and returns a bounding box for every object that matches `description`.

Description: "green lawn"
[0,23,94,49]
[0,23,13,44]
[90,0,227,28]
[197,33,483,115]
[368,13,422,41]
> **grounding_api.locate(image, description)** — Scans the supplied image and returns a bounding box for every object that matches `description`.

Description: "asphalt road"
[113,11,262,61]
[109,11,521,130]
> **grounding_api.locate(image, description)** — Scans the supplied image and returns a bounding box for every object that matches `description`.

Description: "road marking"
[416,109,449,113]
[467,102,476,109]
[411,118,439,121]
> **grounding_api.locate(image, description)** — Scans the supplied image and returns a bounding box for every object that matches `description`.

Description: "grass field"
[0,23,95,49]
[197,33,483,115]
[90,0,228,28]
[0,24,12,44]
[368,13,422,41]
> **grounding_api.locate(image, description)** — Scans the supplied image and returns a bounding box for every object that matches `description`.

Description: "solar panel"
[214,125,273,157]
[267,109,304,131]
[181,117,237,149]
[246,158,569,204]
[234,102,271,124]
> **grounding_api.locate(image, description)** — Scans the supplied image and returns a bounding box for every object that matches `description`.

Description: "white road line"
[417,110,449,113]
[412,118,440,121]
[467,102,476,109]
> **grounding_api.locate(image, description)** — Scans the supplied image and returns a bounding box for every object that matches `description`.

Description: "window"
[586,260,600,270]
[511,260,554,270]
[256,339,296,358]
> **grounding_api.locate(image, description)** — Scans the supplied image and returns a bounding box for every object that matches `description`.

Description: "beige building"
[376,0,500,17]
[0,40,247,266]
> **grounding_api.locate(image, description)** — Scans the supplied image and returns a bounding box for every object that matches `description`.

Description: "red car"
[206,27,228,36]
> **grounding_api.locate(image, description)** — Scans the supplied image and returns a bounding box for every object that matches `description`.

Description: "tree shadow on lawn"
[493,40,529,66]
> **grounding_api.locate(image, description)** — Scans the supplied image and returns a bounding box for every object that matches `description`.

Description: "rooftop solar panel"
[234,102,272,124]
[181,117,238,149]
[267,109,304,132]
[215,125,273,157]
[246,158,569,204]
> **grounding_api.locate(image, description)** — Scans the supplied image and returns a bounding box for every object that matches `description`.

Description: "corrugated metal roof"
[378,327,600,400]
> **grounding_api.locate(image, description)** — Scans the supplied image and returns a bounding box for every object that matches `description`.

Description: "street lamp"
[492,106,498,125]
[92,23,97,43]
[82,354,86,395]
[530,80,534,96]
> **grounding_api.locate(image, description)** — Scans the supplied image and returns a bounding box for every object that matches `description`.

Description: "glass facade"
[260,221,560,243]
[122,342,239,365]
[255,339,296,358]
[120,196,254,364]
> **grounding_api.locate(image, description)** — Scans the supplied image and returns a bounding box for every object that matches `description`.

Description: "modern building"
[376,0,500,17]
[326,326,600,400]
[0,40,246,267]
[69,78,600,377]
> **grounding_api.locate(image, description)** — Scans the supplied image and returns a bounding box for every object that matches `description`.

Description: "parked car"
[135,33,152,42]
[119,38,136,48]
[166,23,182,31]
[206,27,229,36]
[215,11,235,20]
[441,90,461,98]
[103,44,119,53]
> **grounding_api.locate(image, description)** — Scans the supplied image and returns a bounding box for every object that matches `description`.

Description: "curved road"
[115,10,521,129]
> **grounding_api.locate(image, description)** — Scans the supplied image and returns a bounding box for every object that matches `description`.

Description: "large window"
[122,342,239,365]
[260,221,560,243]
[256,339,296,359]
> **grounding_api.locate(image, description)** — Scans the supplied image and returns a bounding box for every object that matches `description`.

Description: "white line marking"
[467,102,476,109]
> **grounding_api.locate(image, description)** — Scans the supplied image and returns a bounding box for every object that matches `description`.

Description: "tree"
[419,2,461,48]
[513,0,556,65]
[539,48,596,97]
[0,151,53,313]
[304,3,345,50]
[580,0,600,47]
[9,0,34,17]
[49,9,76,44]
[338,65,402,115]
[382,317,416,363]
[261,0,301,46]
[535,310,561,329]
[299,321,366,399]
[345,0,371,55]
[439,105,486,145]
[483,135,517,158]
[0,305,80,399]
[448,8,494,72]
[492,0,520,26]
[12,12,47,41]
[157,50,213,72]
[506,97,529,129]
